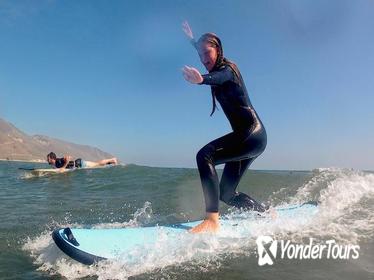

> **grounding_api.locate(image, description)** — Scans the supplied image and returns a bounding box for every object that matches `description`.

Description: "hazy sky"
[0,0,373,170]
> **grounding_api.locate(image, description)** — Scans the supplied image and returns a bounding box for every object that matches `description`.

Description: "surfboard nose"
[52,227,105,265]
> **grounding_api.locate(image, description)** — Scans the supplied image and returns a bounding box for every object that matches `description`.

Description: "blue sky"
[0,0,373,170]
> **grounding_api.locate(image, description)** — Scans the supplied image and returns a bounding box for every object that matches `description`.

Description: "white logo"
[256,236,360,266]
[256,236,278,266]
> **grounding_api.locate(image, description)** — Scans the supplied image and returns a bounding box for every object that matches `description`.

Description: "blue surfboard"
[52,201,318,265]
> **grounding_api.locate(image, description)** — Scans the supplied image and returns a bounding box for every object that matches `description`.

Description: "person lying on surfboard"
[182,21,268,233]
[46,152,118,169]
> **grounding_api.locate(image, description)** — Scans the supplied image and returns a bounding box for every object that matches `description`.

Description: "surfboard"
[21,164,119,176]
[52,201,318,265]
[29,168,75,176]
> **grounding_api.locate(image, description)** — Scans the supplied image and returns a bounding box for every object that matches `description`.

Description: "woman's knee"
[196,144,215,166]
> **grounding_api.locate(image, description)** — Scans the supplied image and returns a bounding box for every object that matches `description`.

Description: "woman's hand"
[182,21,194,41]
[182,66,203,84]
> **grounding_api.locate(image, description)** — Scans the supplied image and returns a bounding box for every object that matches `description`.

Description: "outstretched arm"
[200,65,234,85]
[182,21,197,48]
[183,65,234,85]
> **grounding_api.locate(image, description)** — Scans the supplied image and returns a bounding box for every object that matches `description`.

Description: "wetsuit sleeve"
[190,38,198,49]
[200,66,235,86]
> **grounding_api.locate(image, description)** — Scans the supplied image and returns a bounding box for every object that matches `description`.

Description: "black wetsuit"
[55,158,82,169]
[194,34,267,213]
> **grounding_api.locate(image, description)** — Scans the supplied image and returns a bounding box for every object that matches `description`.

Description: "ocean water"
[0,161,373,280]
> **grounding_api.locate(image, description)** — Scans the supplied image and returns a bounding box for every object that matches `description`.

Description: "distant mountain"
[0,118,113,162]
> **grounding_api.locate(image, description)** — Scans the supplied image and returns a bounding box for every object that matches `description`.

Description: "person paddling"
[46,152,118,169]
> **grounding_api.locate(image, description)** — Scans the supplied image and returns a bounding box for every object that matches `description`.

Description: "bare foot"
[106,158,118,165]
[189,212,220,234]
[267,207,278,220]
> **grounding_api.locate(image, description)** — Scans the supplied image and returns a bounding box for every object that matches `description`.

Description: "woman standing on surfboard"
[182,22,267,233]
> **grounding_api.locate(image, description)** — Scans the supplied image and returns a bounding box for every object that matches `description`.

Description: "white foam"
[92,201,154,229]
[288,168,374,243]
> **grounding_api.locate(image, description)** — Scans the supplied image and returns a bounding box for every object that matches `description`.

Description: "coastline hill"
[0,118,113,162]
